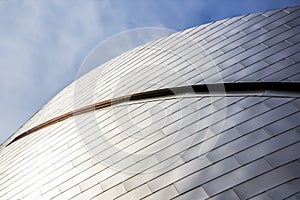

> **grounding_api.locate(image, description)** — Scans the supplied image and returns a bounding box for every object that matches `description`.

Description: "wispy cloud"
[0,0,105,142]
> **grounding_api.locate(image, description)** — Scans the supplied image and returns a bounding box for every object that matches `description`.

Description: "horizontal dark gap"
[6,82,300,147]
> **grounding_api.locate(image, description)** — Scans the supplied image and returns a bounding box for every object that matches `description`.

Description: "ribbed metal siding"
[0,6,299,200]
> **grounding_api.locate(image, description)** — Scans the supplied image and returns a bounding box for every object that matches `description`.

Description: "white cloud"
[0,0,109,143]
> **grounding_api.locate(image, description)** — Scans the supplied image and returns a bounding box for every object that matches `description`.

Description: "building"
[0,6,300,200]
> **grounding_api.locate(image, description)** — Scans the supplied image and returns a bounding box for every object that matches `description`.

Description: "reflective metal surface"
[0,6,300,200]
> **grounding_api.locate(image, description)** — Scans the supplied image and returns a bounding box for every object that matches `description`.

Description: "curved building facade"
[1,6,300,200]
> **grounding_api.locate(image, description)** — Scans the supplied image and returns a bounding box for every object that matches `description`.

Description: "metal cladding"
[1,6,300,200]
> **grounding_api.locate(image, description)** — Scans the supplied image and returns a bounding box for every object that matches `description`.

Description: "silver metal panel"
[174,156,240,194]
[0,6,300,200]
[234,128,300,165]
[172,186,208,200]
[264,142,300,167]
[208,189,240,200]
[233,161,300,199]
[143,185,179,200]
[267,179,300,200]
[202,158,273,196]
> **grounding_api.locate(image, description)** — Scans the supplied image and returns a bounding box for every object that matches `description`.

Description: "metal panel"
[143,185,179,200]
[208,189,240,200]
[1,6,300,200]
[202,158,272,196]
[173,186,208,200]
[234,161,300,199]
[267,179,300,200]
[174,156,240,194]
[207,128,269,162]
[265,142,300,167]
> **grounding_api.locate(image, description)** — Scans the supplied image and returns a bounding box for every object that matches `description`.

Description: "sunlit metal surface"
[0,6,300,200]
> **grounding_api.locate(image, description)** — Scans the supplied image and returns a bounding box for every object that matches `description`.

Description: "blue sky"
[0,0,299,144]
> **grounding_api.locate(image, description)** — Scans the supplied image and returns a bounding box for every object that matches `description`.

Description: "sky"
[0,0,300,144]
